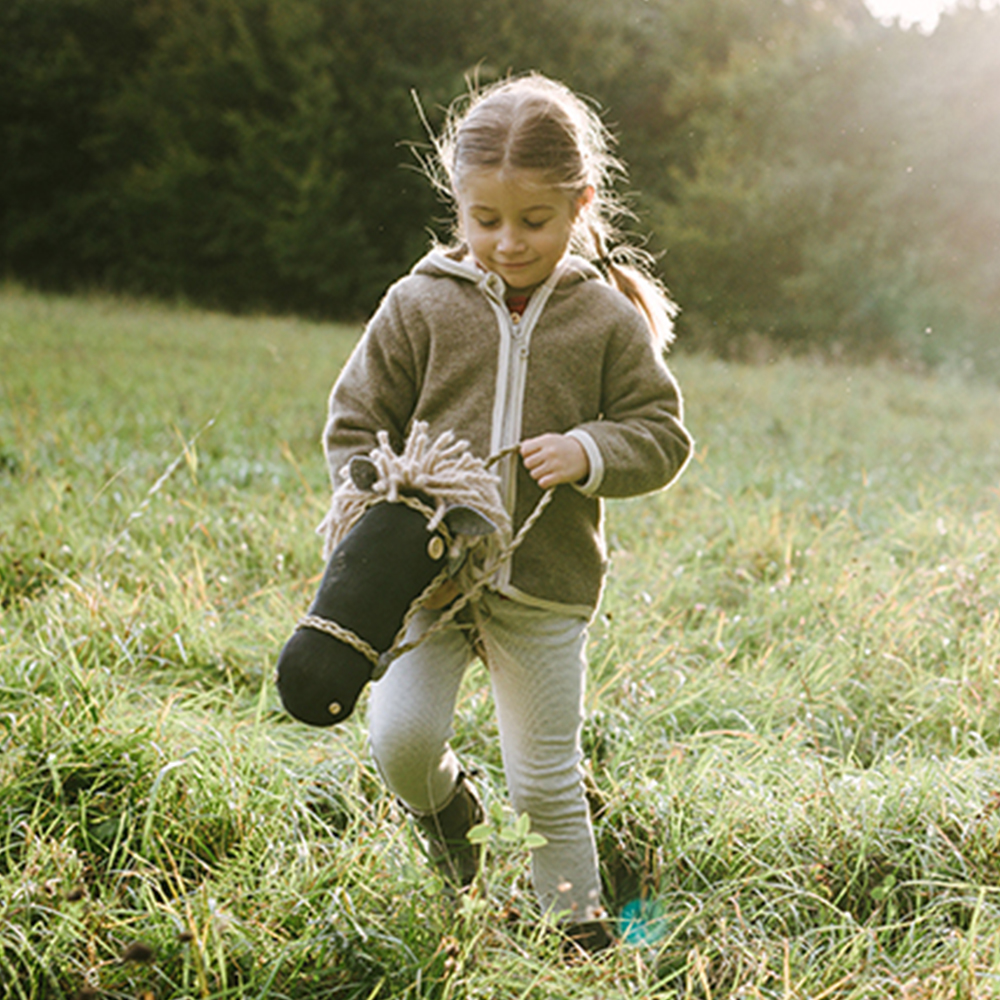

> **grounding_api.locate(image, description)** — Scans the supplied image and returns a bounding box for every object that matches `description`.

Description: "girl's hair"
[425,73,678,351]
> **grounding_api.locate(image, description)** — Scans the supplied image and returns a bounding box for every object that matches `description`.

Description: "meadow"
[2,284,1000,999]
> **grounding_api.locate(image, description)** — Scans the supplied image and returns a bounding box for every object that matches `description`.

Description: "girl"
[323,73,693,957]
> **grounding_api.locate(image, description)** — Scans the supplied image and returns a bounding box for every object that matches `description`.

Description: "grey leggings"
[367,590,602,922]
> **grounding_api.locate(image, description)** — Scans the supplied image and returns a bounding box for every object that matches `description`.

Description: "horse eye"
[427,536,445,560]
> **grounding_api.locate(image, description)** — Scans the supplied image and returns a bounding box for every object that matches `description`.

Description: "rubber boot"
[412,773,483,887]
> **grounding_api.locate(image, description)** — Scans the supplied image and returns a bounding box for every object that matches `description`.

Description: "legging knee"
[369,718,457,813]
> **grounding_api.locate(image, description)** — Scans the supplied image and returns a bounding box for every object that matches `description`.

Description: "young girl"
[322,73,693,956]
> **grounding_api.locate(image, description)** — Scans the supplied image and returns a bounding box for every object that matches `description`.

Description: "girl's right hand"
[520,434,589,489]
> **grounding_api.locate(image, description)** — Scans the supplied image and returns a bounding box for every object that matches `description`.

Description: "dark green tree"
[0,0,150,286]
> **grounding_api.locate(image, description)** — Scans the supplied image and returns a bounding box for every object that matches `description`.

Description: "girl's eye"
[524,219,548,230]
[475,218,500,229]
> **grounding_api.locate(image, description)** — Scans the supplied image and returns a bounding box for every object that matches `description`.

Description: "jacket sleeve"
[574,312,693,499]
[322,284,422,486]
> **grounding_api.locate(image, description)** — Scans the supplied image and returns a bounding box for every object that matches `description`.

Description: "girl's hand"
[520,434,589,489]
[423,578,461,610]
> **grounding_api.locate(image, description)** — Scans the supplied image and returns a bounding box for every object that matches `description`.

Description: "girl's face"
[456,168,591,293]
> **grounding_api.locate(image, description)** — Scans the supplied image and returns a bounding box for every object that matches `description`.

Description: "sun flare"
[866,0,999,29]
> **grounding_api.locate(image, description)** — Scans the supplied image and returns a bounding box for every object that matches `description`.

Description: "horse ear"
[349,455,379,491]
[443,505,497,537]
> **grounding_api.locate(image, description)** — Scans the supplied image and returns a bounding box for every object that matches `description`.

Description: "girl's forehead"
[456,167,569,208]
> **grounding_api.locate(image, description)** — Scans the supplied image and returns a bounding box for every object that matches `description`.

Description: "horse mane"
[318,422,512,559]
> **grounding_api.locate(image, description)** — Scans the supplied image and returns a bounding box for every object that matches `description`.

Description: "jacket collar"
[411,245,603,292]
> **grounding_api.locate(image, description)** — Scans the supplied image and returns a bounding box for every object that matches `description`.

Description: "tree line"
[2,0,998,371]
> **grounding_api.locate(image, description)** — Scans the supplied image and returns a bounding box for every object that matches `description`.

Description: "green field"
[2,285,1000,998]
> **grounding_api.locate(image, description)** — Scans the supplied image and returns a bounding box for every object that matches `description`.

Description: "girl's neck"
[506,291,530,316]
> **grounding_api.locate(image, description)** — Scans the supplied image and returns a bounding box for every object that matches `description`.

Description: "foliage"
[2,0,998,370]
[3,287,1000,996]
[1,0,444,316]
[652,3,1000,370]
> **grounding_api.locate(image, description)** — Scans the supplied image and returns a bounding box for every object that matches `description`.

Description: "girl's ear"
[574,186,596,219]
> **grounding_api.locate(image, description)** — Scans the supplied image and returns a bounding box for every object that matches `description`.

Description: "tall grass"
[2,284,1000,998]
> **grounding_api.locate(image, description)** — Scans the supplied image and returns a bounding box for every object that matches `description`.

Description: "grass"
[2,282,1000,998]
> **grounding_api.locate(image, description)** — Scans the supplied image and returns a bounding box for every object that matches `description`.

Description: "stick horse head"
[276,424,509,726]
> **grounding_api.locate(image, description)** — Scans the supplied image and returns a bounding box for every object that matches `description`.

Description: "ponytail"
[589,226,678,354]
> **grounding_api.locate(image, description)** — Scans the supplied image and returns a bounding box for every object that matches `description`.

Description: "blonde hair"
[424,73,678,350]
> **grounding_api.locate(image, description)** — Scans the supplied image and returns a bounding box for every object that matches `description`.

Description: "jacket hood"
[411,245,603,290]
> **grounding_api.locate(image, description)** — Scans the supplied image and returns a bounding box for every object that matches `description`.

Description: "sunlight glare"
[865,0,998,30]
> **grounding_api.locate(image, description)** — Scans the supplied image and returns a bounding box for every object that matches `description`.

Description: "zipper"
[481,264,563,588]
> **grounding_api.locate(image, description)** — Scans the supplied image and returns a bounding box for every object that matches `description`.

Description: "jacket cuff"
[566,429,604,495]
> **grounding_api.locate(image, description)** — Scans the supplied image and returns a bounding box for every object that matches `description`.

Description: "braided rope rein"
[297,434,554,680]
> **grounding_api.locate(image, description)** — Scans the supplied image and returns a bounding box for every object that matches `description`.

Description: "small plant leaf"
[467,823,492,845]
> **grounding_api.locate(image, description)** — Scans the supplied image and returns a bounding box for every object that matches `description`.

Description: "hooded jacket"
[323,246,693,615]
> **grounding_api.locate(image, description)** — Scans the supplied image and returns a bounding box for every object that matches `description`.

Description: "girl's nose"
[497,226,524,253]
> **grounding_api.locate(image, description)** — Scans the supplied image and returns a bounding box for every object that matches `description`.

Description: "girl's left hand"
[520,434,589,489]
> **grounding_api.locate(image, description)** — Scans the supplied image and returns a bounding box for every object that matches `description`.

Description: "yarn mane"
[319,422,511,559]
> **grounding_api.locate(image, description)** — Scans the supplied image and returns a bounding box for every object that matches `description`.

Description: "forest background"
[2,0,999,374]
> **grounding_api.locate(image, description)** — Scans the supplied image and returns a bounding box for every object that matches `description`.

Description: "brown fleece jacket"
[323,248,693,614]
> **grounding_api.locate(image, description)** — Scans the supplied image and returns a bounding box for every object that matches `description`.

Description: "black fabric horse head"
[276,456,496,726]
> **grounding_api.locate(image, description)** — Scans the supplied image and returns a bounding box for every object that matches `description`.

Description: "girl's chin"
[498,265,539,287]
